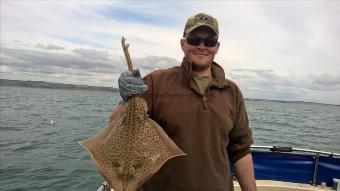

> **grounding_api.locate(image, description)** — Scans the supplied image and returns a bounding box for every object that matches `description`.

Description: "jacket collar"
[181,57,230,89]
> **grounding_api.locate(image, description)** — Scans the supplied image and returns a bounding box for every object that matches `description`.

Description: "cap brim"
[184,24,218,36]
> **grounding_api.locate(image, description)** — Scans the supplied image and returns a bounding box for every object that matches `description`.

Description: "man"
[114,13,256,191]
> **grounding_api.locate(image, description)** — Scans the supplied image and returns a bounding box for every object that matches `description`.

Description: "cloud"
[49,34,108,48]
[35,43,65,50]
[230,69,340,91]
[307,74,340,91]
[1,45,339,104]
[1,1,340,104]
[97,6,178,26]
[1,1,184,58]
[0,46,179,87]
[229,69,340,104]
[72,48,110,61]
[229,69,292,87]
[133,56,178,70]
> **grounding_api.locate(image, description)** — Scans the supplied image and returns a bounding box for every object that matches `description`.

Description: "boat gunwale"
[251,145,340,157]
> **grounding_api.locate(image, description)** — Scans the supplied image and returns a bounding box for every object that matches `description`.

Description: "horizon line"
[1,78,339,107]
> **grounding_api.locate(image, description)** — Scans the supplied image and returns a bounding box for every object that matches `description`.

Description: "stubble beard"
[191,62,212,73]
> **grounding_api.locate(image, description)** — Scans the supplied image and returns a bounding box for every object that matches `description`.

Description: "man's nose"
[197,41,206,49]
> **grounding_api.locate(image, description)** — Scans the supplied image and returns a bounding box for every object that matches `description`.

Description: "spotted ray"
[79,37,186,191]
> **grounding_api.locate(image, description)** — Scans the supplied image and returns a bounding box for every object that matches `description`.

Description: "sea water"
[0,86,339,191]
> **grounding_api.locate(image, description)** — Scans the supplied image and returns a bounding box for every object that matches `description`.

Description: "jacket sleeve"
[139,74,153,117]
[227,86,253,163]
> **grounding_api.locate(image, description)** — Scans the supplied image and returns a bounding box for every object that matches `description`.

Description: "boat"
[234,145,340,191]
[97,145,340,191]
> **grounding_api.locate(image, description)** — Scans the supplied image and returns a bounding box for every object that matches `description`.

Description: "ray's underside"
[80,96,186,191]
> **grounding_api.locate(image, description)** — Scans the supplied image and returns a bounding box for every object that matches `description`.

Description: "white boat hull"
[234,180,333,191]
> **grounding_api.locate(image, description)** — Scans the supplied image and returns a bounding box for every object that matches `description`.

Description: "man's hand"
[118,69,148,101]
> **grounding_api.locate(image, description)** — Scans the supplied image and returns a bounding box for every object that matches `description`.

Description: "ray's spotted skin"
[80,96,185,191]
[79,37,186,191]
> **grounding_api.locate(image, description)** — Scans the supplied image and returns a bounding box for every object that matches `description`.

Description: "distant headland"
[0,79,117,92]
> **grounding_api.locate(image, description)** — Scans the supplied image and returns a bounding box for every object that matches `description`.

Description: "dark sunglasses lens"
[204,37,217,47]
[186,36,201,46]
[186,36,217,47]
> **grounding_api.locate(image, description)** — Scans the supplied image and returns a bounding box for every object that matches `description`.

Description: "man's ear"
[180,39,185,46]
[215,41,220,52]
[180,39,185,50]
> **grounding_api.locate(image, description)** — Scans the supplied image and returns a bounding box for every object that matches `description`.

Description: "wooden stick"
[121,37,133,72]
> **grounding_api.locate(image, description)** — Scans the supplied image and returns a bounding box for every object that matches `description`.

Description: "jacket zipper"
[201,83,213,109]
[190,80,211,109]
[202,96,208,109]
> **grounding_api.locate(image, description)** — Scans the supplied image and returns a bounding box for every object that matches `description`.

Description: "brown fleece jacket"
[138,58,253,191]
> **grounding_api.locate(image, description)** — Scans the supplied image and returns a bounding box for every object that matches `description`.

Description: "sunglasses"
[184,35,218,47]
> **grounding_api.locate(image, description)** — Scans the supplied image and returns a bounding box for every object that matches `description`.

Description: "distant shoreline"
[0,79,338,106]
[0,79,117,92]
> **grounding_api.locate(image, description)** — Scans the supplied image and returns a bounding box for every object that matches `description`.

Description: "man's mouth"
[194,52,208,56]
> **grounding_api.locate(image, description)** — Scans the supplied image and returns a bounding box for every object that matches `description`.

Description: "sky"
[1,0,340,105]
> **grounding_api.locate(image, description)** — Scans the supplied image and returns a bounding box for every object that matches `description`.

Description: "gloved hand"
[118,69,148,101]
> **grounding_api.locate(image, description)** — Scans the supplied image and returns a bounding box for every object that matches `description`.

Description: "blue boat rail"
[251,145,340,157]
[248,145,340,187]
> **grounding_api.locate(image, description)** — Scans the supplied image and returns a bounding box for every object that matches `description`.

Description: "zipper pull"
[202,96,208,109]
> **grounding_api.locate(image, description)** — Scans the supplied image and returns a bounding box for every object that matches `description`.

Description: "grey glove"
[118,69,148,101]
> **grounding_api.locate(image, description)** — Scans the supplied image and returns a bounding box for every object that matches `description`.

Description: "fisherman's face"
[181,27,220,73]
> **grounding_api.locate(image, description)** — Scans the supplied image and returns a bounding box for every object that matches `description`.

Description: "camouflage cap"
[184,13,219,36]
